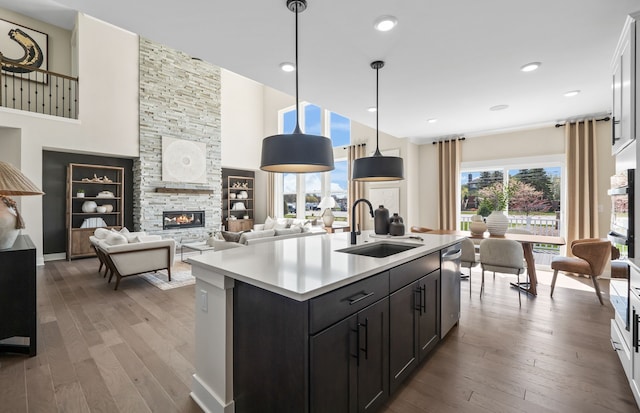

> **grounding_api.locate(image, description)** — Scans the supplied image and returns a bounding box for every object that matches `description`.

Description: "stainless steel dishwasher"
[440,243,462,337]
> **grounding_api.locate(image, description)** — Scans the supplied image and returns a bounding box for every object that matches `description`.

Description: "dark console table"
[0,234,36,356]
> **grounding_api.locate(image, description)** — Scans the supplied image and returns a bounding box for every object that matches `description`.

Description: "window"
[460,158,564,256]
[277,104,351,222]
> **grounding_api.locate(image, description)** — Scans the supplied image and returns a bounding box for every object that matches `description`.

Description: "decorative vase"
[0,201,19,249]
[102,204,114,213]
[486,211,509,236]
[374,205,389,235]
[322,208,335,227]
[77,192,85,198]
[389,213,405,236]
[469,221,487,236]
[96,206,107,213]
[82,201,98,213]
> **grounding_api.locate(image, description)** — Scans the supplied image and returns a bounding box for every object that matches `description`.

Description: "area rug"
[139,268,195,290]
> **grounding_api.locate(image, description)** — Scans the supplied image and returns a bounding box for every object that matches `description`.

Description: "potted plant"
[77,189,85,198]
[479,182,514,236]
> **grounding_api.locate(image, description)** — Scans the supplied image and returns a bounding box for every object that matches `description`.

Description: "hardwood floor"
[0,258,638,412]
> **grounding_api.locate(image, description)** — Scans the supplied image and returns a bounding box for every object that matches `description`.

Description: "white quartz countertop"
[189,231,465,301]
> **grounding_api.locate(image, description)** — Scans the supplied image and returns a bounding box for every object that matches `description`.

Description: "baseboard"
[191,374,234,413]
[44,253,66,262]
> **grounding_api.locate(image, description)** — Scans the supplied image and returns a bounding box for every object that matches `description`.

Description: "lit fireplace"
[163,210,205,230]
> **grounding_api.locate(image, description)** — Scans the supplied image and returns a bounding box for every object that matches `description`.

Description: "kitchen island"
[188,231,464,413]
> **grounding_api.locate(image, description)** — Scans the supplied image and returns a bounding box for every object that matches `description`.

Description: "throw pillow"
[221,231,244,243]
[104,232,128,246]
[263,216,276,230]
[116,227,140,243]
[274,218,291,229]
[94,227,111,239]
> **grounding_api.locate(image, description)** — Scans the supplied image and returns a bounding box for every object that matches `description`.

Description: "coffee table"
[181,242,215,262]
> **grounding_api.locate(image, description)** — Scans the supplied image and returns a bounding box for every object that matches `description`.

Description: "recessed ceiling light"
[280,62,295,72]
[374,16,398,32]
[520,62,541,72]
[489,104,509,111]
[564,90,581,97]
[368,106,377,112]
[427,118,438,123]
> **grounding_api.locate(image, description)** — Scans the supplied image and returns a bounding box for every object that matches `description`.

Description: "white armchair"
[95,237,176,290]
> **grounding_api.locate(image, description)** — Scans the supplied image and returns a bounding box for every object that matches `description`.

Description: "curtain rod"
[432,137,466,145]
[343,143,367,149]
[555,116,610,128]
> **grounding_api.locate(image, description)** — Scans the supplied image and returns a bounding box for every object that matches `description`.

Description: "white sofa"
[90,228,176,290]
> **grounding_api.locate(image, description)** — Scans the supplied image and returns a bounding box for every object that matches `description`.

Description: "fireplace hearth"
[163,210,205,230]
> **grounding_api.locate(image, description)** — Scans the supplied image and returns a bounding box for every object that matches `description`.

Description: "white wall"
[418,123,615,238]
[0,13,140,264]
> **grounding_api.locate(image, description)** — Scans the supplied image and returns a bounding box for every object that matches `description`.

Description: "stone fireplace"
[133,38,222,241]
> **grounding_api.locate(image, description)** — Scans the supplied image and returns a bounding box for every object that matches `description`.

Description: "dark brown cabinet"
[310,297,389,413]
[232,247,459,413]
[0,235,36,356]
[389,253,440,393]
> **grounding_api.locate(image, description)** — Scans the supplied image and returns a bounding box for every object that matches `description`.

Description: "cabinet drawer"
[611,319,632,380]
[310,272,389,334]
[389,252,439,292]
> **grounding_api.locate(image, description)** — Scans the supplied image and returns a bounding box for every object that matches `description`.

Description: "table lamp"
[318,196,336,227]
[0,161,44,249]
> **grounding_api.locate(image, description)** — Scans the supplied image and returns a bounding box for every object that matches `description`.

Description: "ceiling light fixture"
[374,15,398,32]
[564,90,581,97]
[260,0,334,173]
[489,104,509,111]
[352,61,404,182]
[520,62,541,72]
[427,118,438,124]
[280,62,295,72]
[368,106,377,112]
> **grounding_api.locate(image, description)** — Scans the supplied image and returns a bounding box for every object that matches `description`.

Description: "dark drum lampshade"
[260,0,334,173]
[352,60,404,181]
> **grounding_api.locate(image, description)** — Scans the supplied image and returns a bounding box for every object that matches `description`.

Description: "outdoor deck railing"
[0,54,78,119]
[460,214,561,254]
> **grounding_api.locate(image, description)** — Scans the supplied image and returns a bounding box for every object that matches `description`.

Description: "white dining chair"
[479,238,526,306]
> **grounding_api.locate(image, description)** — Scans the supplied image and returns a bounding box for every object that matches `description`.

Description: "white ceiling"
[2,0,639,143]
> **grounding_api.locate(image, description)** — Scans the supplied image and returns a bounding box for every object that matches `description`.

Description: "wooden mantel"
[155,188,214,194]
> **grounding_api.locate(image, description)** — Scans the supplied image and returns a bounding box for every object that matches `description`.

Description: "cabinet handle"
[352,325,360,366]
[414,287,422,312]
[348,291,374,305]
[634,309,639,353]
[359,318,369,361]
[421,285,426,314]
[611,338,621,351]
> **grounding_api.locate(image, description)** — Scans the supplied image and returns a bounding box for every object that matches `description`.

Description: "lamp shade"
[352,154,404,181]
[261,132,335,173]
[317,196,336,210]
[0,162,44,195]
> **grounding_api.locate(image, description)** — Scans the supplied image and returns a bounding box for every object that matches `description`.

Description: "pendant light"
[352,61,404,181]
[260,0,334,173]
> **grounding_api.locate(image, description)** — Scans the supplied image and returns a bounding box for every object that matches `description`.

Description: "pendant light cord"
[293,2,302,134]
[372,61,384,156]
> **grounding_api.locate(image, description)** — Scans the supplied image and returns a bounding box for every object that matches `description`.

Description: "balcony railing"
[0,54,78,119]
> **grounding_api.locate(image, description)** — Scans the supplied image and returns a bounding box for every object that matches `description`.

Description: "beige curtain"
[347,144,367,230]
[565,119,599,246]
[266,172,275,218]
[437,139,461,230]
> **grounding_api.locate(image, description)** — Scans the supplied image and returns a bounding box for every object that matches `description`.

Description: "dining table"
[428,230,566,296]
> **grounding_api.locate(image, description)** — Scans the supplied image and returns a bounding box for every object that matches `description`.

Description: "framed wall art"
[0,19,48,82]
[162,137,207,183]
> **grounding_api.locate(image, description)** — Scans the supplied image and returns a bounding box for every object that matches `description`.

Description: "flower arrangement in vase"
[479,182,514,236]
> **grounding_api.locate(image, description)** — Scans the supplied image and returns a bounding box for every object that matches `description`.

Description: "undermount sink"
[337,241,419,258]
